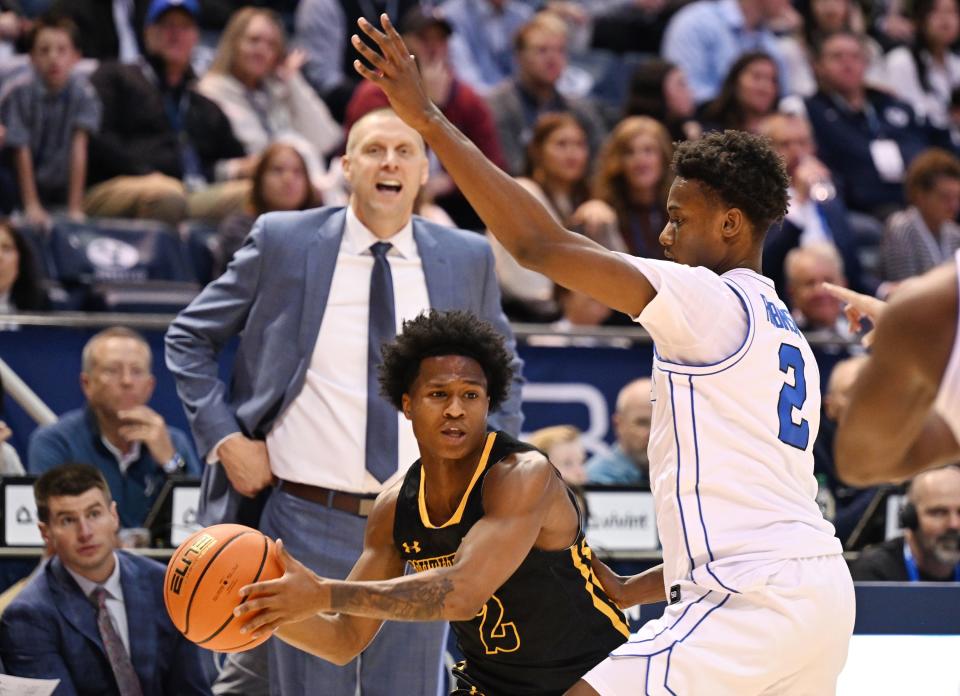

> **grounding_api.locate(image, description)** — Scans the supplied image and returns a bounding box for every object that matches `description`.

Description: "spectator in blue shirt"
[586,378,652,486]
[662,0,792,104]
[442,0,534,95]
[802,29,932,217]
[27,326,200,528]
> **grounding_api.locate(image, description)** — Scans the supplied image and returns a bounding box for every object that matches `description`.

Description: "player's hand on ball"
[234,539,327,638]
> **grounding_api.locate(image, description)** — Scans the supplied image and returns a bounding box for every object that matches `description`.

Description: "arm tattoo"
[329,576,456,621]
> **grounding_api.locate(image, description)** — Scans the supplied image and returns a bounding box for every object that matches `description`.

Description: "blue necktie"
[366,242,398,482]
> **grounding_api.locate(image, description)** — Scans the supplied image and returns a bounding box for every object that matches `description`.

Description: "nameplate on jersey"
[761,295,800,335]
[407,552,455,573]
[2,477,42,546]
[669,584,681,605]
[583,487,657,552]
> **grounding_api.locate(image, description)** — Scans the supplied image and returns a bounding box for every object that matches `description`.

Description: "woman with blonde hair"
[198,7,342,187]
[527,424,588,487]
[591,116,674,259]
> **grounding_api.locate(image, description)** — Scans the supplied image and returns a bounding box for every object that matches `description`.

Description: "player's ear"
[722,208,744,239]
[401,393,413,420]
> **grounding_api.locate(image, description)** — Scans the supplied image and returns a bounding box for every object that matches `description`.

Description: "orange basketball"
[163,524,283,653]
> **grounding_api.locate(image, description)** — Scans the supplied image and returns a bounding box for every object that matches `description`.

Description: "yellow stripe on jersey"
[418,431,497,529]
[569,542,631,638]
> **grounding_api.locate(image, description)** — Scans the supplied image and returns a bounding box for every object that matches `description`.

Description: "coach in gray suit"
[165,108,523,696]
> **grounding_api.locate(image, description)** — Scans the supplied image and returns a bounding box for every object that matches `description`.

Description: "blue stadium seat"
[45,218,199,312]
[47,217,195,284]
[181,221,221,286]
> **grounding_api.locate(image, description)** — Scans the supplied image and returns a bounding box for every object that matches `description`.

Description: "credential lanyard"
[902,541,960,582]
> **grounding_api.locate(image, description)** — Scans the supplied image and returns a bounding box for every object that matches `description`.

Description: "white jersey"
[624,256,842,596]
[934,250,960,442]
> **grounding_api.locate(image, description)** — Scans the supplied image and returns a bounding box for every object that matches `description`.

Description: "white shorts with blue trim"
[582,555,855,696]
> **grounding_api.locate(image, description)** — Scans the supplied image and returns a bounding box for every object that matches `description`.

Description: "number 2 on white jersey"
[777,343,810,450]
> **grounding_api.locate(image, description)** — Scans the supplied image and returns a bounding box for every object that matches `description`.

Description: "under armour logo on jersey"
[669,584,681,605]
[402,541,421,554]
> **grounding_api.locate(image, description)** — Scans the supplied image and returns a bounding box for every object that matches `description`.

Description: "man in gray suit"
[165,108,524,696]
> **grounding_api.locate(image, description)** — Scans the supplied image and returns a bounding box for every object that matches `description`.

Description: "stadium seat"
[45,217,199,312]
[181,221,221,286]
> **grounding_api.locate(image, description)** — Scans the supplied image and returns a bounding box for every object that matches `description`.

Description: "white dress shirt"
[67,553,131,655]
[266,207,431,493]
[784,187,832,247]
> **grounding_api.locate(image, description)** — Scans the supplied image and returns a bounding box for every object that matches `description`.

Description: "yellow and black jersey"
[393,431,629,696]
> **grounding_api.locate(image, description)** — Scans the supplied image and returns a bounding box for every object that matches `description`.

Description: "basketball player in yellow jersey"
[235,310,628,696]
[825,256,960,485]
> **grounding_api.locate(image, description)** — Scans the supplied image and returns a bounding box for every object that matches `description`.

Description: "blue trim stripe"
[663,595,732,693]
[645,656,652,696]
[615,592,731,659]
[654,279,758,377]
[727,268,775,289]
[626,592,711,645]
[689,375,712,563]
[664,648,677,696]
[689,376,740,595]
[669,374,696,576]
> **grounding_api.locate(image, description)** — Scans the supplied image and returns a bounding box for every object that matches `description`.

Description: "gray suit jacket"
[165,206,524,526]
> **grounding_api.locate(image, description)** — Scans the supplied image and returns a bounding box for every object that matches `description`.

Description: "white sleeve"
[619,254,748,365]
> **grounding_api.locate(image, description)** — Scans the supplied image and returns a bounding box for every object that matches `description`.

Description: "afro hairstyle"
[379,309,514,412]
[672,129,789,238]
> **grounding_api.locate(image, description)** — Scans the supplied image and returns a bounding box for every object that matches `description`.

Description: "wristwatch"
[162,452,186,474]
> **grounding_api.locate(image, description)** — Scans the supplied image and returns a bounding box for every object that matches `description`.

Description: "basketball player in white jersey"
[824,258,960,486]
[351,15,854,695]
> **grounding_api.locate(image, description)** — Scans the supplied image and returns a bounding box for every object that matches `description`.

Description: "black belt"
[278,480,376,517]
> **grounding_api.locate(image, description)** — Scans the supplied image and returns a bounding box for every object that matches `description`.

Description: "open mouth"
[441,427,466,441]
[376,181,403,194]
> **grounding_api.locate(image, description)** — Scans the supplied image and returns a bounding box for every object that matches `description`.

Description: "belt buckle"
[358,498,375,517]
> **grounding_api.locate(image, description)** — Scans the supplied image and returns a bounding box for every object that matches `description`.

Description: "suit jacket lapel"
[415,221,457,310]
[298,208,347,355]
[48,557,104,653]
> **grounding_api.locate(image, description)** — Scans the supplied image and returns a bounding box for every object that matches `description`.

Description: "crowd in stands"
[0,0,958,317]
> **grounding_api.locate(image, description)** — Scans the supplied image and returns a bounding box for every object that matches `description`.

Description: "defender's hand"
[352,15,441,132]
[234,540,328,638]
[822,282,887,347]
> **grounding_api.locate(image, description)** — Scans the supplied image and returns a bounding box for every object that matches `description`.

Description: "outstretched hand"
[234,540,329,639]
[352,15,440,132]
[822,282,887,347]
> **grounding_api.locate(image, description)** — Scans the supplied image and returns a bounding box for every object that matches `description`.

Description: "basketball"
[163,524,283,653]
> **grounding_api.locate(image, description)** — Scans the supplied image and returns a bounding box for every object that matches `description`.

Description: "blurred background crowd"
[1,0,959,579]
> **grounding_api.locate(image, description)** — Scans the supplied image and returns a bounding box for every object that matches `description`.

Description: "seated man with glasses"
[28,326,201,529]
[0,463,211,694]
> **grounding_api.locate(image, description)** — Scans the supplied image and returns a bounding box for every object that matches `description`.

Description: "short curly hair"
[379,310,514,411]
[672,130,789,238]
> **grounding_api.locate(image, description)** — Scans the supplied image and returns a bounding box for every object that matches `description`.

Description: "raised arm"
[835,265,960,485]
[236,454,564,633]
[351,15,656,319]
